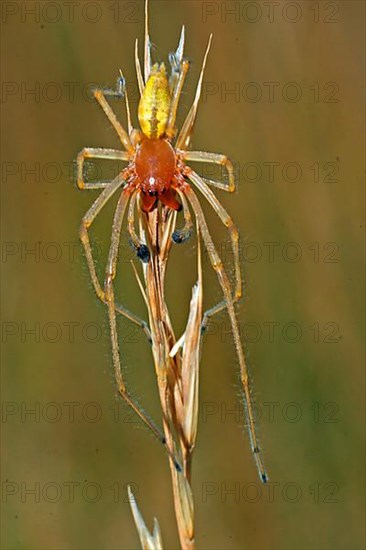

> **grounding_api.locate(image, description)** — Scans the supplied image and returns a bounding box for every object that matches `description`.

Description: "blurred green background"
[1,1,364,549]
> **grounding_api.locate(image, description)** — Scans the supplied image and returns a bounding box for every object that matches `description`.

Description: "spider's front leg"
[77,147,128,190]
[92,87,134,154]
[183,150,236,192]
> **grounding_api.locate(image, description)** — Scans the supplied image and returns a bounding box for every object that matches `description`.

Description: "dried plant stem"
[133,205,202,550]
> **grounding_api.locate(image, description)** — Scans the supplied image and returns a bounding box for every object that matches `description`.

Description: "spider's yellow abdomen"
[138,63,171,139]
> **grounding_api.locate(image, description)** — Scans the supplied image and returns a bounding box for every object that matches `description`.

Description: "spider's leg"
[184,185,268,484]
[104,189,182,472]
[76,147,128,190]
[127,191,151,263]
[173,188,193,244]
[183,151,236,192]
[176,34,213,151]
[80,176,151,342]
[93,89,134,154]
[101,71,133,136]
[186,170,242,329]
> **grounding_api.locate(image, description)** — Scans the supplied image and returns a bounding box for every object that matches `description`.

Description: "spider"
[76,0,267,483]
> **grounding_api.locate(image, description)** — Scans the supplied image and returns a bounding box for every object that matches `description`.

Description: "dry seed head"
[128,485,164,550]
[180,282,202,449]
[176,235,203,450]
[175,472,194,542]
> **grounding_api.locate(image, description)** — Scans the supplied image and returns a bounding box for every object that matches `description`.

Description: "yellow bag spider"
[76,1,267,483]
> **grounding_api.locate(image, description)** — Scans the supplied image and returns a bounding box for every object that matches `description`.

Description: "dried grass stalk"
[128,205,202,550]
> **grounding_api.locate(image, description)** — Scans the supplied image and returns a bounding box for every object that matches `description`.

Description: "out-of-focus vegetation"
[2,1,364,548]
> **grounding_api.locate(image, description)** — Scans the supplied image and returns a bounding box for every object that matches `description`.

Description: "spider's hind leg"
[185,169,242,331]
[103,189,181,472]
[184,184,268,484]
[79,177,151,343]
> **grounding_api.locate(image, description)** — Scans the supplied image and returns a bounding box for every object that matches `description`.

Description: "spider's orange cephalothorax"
[135,138,181,212]
[135,138,176,193]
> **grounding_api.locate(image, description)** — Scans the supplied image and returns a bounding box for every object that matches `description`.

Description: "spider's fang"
[174,460,183,473]
[136,244,150,263]
[172,228,192,244]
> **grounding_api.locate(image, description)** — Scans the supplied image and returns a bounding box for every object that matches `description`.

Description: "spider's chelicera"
[76,7,267,484]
